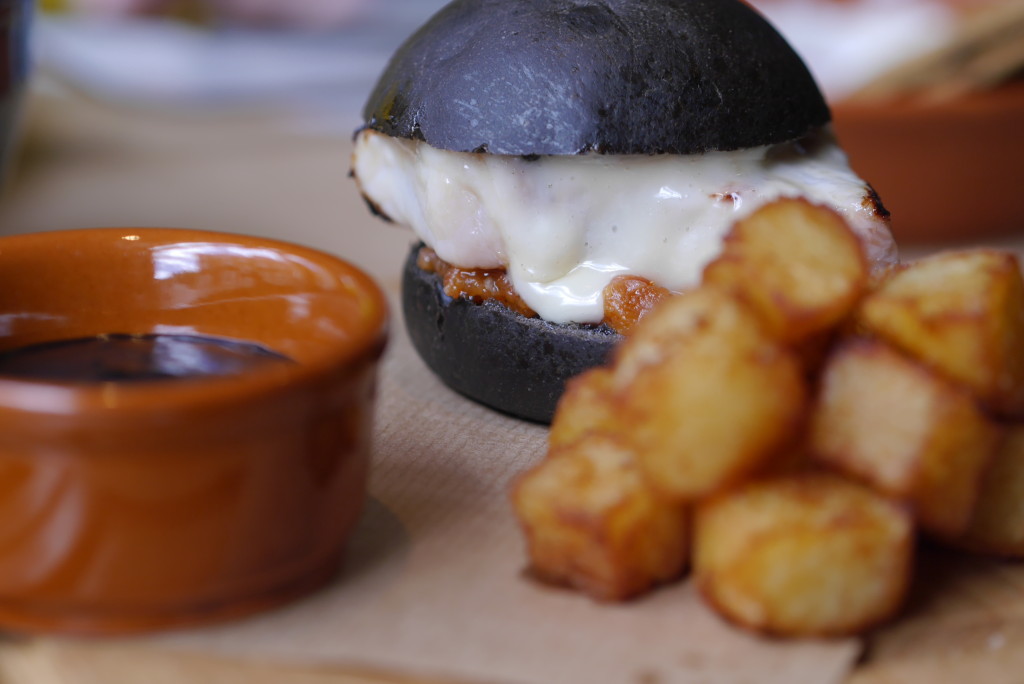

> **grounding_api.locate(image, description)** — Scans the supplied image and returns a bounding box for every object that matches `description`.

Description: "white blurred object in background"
[751,0,958,100]
[35,0,448,129]
[70,0,372,30]
[33,0,966,131]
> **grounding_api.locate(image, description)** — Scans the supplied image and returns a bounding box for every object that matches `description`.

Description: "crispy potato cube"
[702,199,868,343]
[952,425,1024,557]
[548,368,618,450]
[513,434,689,601]
[611,287,772,388]
[810,340,1000,536]
[612,289,807,500]
[855,249,1024,417]
[694,474,913,637]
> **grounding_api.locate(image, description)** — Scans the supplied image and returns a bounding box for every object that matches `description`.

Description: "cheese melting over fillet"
[353,128,897,324]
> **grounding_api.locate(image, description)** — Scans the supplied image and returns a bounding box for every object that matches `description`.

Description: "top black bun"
[362,0,830,156]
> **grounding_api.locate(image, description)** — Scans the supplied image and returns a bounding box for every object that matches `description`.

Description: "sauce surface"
[0,334,292,383]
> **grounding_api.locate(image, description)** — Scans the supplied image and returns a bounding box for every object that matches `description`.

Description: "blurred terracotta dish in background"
[751,0,1024,244]
[833,83,1024,244]
[832,0,1024,244]
[0,227,388,635]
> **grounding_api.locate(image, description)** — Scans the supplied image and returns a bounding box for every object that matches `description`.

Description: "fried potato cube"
[610,286,774,388]
[694,473,913,637]
[612,289,807,500]
[702,199,868,343]
[612,285,770,386]
[548,368,618,450]
[512,434,689,601]
[810,339,1001,536]
[952,425,1024,557]
[855,249,1024,417]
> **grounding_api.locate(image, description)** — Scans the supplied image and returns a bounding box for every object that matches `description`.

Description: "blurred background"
[0,0,1021,264]
[23,0,1022,127]
[30,0,448,132]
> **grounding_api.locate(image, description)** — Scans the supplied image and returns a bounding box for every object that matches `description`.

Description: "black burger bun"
[362,0,830,156]
[402,244,620,423]
[370,0,835,423]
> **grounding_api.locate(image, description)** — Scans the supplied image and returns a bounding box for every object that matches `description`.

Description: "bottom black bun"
[402,243,621,423]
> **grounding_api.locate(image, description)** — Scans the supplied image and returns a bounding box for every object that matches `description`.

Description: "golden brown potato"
[606,286,729,387]
[512,434,689,601]
[855,249,1024,418]
[694,473,913,637]
[610,286,770,388]
[702,199,868,343]
[810,339,1001,536]
[514,199,1024,633]
[612,289,807,500]
[548,367,619,450]
[950,425,1024,557]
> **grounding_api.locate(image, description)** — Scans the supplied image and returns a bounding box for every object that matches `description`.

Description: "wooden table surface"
[1,89,1024,684]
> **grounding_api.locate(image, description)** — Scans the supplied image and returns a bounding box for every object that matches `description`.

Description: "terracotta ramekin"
[0,227,388,635]
[833,83,1024,244]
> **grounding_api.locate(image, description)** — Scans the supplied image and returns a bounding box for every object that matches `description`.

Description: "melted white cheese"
[353,128,898,324]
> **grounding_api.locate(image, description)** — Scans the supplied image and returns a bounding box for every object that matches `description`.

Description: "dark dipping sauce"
[0,334,293,383]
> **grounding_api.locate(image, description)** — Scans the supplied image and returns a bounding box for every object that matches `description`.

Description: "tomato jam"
[416,246,672,334]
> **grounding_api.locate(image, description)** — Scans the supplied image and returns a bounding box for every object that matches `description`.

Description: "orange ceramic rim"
[0,227,389,416]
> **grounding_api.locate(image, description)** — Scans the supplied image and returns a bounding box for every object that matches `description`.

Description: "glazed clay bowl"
[0,227,388,635]
[833,83,1024,244]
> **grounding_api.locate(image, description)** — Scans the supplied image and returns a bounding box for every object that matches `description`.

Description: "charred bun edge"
[362,0,830,156]
[402,243,621,423]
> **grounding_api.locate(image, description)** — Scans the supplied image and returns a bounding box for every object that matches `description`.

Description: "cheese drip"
[353,128,897,324]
